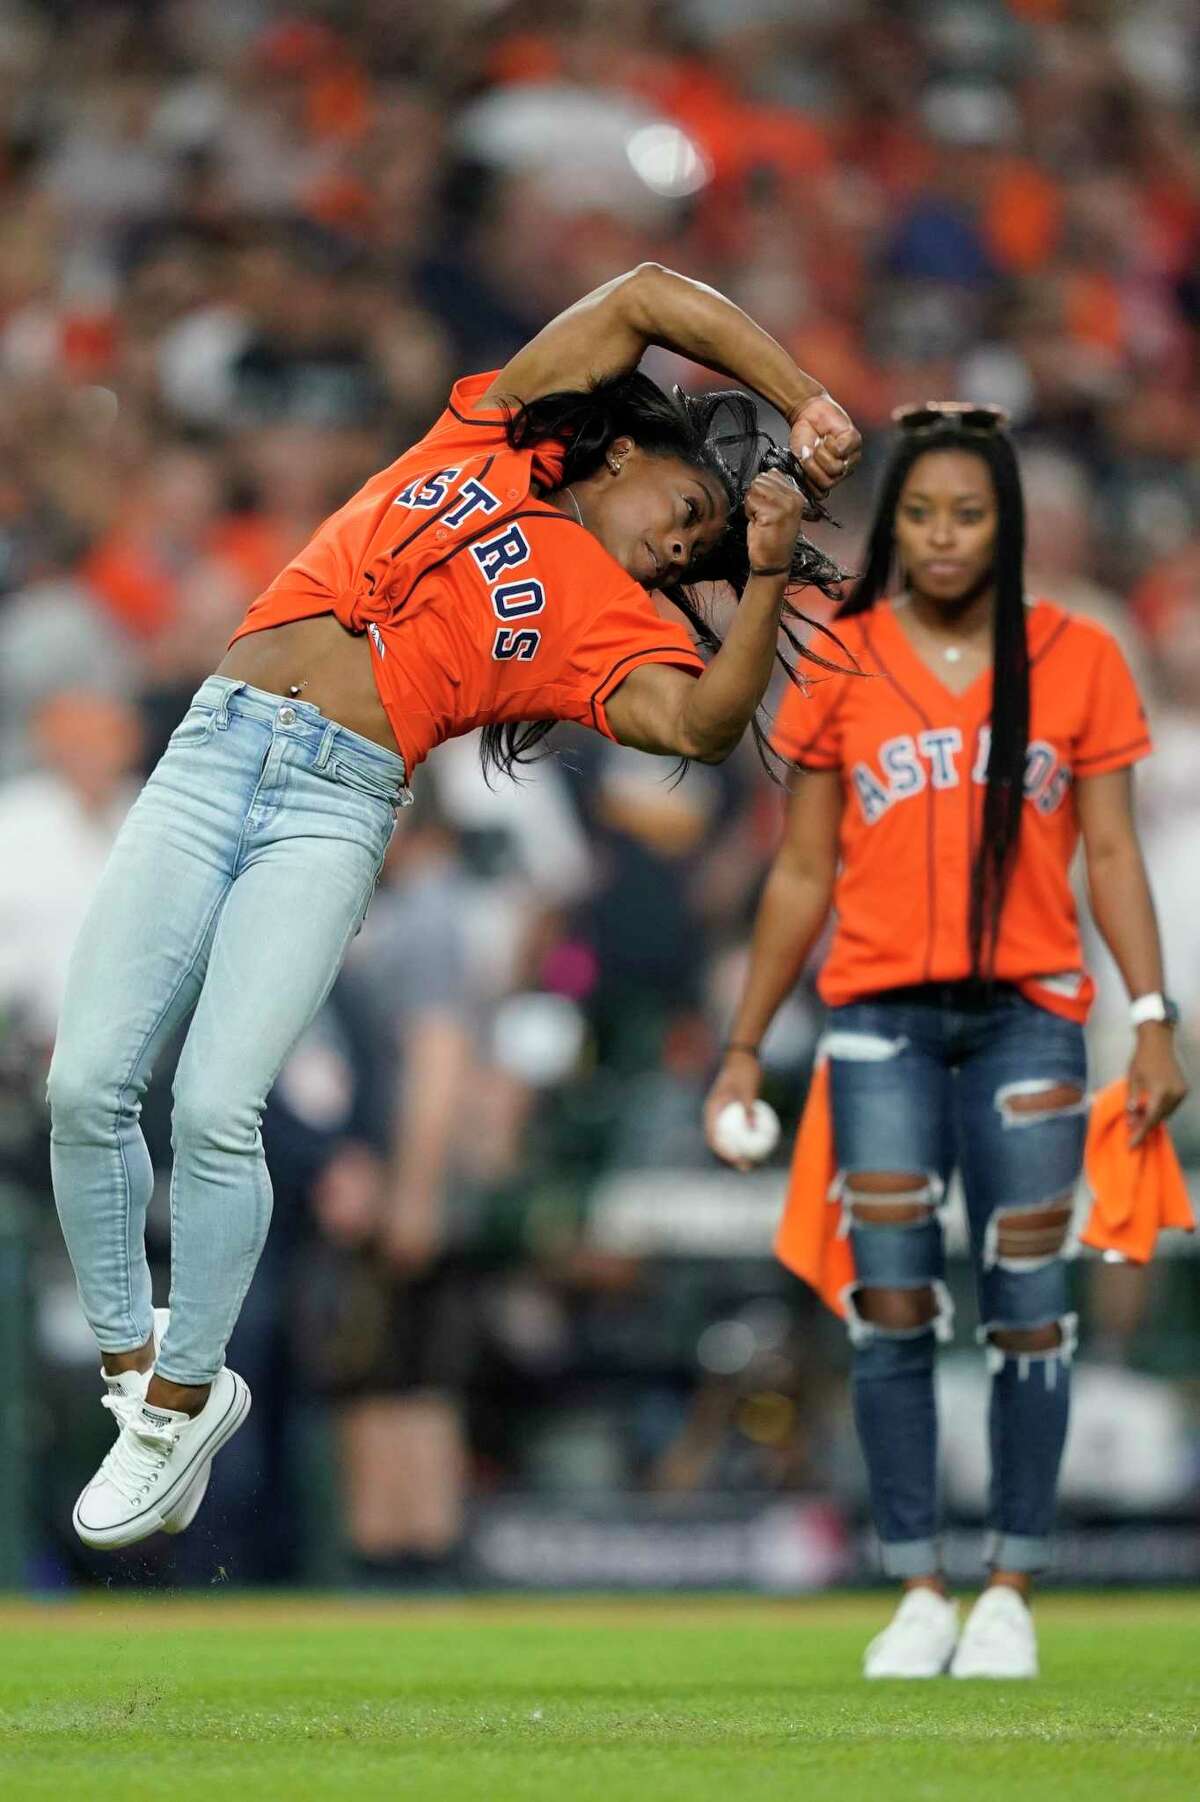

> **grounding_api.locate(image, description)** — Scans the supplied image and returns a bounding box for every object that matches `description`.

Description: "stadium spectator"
[0,689,143,1051]
[286,808,476,1585]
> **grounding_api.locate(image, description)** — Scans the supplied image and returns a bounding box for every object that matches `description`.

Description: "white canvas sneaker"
[863,1587,960,1679]
[951,1586,1038,1679]
[74,1363,250,1550]
[97,1309,210,1534]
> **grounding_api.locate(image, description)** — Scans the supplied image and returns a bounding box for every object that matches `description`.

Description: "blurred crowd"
[1,0,1198,1587]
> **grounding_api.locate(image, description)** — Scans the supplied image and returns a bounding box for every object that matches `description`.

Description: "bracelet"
[749,563,792,578]
[724,1042,761,1060]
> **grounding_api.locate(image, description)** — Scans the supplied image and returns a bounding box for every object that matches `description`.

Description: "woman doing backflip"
[49,264,860,1549]
[706,404,1187,1678]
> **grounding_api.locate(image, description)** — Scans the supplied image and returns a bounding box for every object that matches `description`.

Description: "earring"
[608,456,621,474]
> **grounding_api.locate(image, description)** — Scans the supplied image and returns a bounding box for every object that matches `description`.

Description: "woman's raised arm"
[604,469,809,762]
[482,263,860,495]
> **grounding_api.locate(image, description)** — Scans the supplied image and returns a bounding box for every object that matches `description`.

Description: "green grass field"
[2,1593,1197,1801]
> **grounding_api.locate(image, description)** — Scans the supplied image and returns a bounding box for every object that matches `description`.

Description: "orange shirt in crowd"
[771,599,1151,1024]
[228,372,704,774]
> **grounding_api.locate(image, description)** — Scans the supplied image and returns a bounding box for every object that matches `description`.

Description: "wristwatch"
[1130,992,1180,1028]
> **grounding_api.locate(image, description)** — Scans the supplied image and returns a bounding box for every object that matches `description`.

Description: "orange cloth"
[775,1071,1194,1315]
[1080,1079,1195,1264]
[228,371,703,775]
[773,1061,853,1319]
[771,600,1151,1024]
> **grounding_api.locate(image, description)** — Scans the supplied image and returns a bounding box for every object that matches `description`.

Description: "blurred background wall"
[0,0,1198,1592]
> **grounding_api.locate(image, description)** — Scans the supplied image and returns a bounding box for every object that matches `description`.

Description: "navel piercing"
[288,680,307,697]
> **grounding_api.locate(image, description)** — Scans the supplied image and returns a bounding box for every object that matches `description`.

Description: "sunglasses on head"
[891,402,1010,435]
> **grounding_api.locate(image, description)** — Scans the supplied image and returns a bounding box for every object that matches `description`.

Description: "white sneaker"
[97,1309,210,1534]
[951,1586,1038,1679]
[74,1363,251,1550]
[863,1588,960,1679]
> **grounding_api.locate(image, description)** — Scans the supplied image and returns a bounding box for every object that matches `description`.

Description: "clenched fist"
[745,468,809,574]
[789,392,861,495]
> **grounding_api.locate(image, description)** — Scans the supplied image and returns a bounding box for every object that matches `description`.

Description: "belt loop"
[315,722,338,770]
[213,679,241,731]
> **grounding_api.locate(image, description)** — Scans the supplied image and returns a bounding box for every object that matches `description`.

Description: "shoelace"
[97,1410,179,1506]
[100,1388,143,1430]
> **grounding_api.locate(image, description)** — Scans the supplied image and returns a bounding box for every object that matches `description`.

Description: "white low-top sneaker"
[863,1587,960,1679]
[951,1586,1038,1679]
[74,1364,250,1550]
[98,1309,210,1535]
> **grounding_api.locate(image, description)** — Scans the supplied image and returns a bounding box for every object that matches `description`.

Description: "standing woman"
[706,404,1188,1678]
[48,262,861,1550]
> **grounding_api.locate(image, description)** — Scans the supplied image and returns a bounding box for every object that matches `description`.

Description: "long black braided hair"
[838,419,1030,977]
[479,370,853,781]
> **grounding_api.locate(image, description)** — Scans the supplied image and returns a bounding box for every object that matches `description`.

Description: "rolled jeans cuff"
[879,1536,941,1579]
[985,1530,1052,1574]
[94,1321,155,1355]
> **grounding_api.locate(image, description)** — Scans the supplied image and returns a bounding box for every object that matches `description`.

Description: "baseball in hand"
[712,1099,781,1164]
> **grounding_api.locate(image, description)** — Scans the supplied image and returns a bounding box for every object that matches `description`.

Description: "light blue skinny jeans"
[47,677,408,1386]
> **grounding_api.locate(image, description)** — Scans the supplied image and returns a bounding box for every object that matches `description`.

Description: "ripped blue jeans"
[826,983,1087,1578]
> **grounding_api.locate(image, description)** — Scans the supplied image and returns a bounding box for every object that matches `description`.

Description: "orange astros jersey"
[228,371,704,773]
[771,599,1151,1023]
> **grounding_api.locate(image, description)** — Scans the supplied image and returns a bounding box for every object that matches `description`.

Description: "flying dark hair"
[838,419,1029,977]
[478,370,852,782]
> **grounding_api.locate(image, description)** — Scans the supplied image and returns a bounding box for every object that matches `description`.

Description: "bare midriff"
[215,613,402,756]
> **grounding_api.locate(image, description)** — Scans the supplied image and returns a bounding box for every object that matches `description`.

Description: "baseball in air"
[712,1099,781,1164]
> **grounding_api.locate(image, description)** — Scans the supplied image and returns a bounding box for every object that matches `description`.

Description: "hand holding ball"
[712,1099,781,1165]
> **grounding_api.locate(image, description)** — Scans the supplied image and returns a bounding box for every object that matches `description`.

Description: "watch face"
[1164,997,1181,1027]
